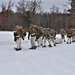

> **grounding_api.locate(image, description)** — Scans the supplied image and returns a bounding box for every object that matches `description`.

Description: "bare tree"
[50,5,60,14]
[0,0,15,30]
[7,0,15,11]
[27,0,42,25]
[0,0,14,12]
[28,0,42,14]
[0,2,6,12]
[16,0,28,14]
[50,5,59,29]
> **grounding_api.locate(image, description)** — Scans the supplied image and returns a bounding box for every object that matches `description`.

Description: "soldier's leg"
[30,37,34,49]
[72,36,75,42]
[48,38,52,47]
[72,36,74,42]
[73,36,75,41]
[48,38,51,47]
[70,37,71,44]
[67,37,71,44]
[61,35,65,42]
[17,38,21,48]
[30,36,37,49]
[52,38,56,46]
[43,37,46,47]
[63,35,66,42]
[61,35,62,39]
[67,37,69,44]
[40,36,43,46]
[37,38,40,47]
[15,38,22,50]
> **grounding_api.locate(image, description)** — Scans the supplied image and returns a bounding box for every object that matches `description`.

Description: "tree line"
[0,0,72,32]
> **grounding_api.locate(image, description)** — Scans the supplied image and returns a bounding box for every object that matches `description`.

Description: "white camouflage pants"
[72,36,75,41]
[48,37,55,45]
[30,36,36,47]
[37,36,43,46]
[67,37,71,43]
[16,38,21,49]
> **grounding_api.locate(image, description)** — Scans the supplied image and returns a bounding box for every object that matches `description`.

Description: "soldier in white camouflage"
[28,24,37,49]
[66,28,72,44]
[60,29,66,42]
[42,28,49,47]
[48,29,57,47]
[14,25,25,51]
[36,26,44,47]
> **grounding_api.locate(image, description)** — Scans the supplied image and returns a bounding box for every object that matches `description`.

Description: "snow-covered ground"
[0,31,75,75]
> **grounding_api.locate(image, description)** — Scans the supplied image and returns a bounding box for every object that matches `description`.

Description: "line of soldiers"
[28,24,57,49]
[13,24,75,51]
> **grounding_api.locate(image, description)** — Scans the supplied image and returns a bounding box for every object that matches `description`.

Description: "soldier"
[14,25,25,51]
[28,24,37,49]
[48,29,56,47]
[42,28,49,47]
[36,26,43,47]
[66,28,72,44]
[46,28,51,46]
[72,29,75,42]
[60,29,66,42]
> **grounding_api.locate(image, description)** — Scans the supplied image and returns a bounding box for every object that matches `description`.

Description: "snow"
[0,31,75,75]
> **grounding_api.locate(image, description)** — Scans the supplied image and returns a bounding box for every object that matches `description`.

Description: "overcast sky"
[0,0,70,13]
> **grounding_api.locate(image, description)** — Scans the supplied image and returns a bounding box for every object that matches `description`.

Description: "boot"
[33,46,37,49]
[70,42,71,44]
[54,44,56,46]
[29,47,33,49]
[48,44,52,47]
[64,40,66,42]
[14,48,21,51]
[43,45,46,47]
[67,42,68,44]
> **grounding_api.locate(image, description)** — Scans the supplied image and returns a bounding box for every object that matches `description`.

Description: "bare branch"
[0,2,6,12]
[7,0,15,10]
[16,0,28,13]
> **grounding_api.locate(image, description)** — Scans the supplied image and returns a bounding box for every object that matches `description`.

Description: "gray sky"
[0,0,70,12]
[42,0,70,12]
